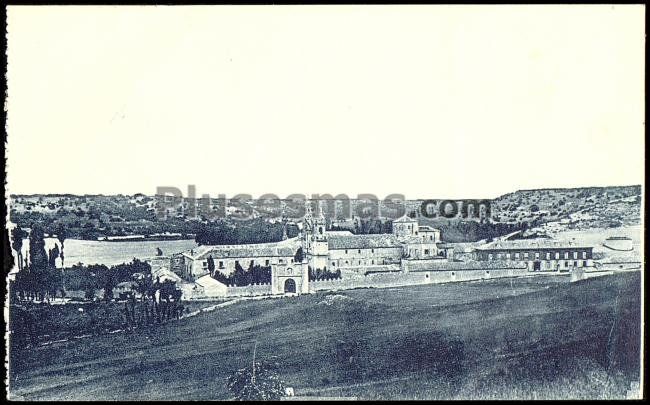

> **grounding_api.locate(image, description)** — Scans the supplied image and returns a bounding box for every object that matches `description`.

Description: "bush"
[227,360,287,400]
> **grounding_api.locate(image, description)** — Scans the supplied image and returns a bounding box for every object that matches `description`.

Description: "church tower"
[304,201,329,271]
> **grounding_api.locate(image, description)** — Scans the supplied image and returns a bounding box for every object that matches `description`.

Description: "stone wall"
[310,266,532,292]
[225,283,272,297]
[402,259,527,272]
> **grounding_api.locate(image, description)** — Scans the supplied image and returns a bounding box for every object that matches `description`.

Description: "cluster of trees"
[209,259,273,286]
[330,218,392,235]
[195,218,299,246]
[10,225,66,302]
[9,222,165,305]
[308,267,341,281]
[65,258,152,300]
[120,273,184,329]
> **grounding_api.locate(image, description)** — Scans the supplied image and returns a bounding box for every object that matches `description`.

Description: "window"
[506,253,511,259]
[582,251,587,259]
[332,262,336,266]
[371,260,375,264]
[358,249,361,254]
[265,260,270,266]
[371,249,374,253]
[583,260,587,266]
[535,252,540,260]
[430,235,433,241]
[424,249,430,255]
[219,261,224,269]
[345,249,348,254]
[203,261,208,268]
[546,252,550,260]
[574,261,578,267]
[235,260,239,267]
[515,253,520,259]
[565,261,569,267]
[524,252,529,259]
[291,259,294,263]
[345,261,349,265]
[488,253,493,260]
[564,252,569,259]
[555,252,560,260]
[573,252,578,259]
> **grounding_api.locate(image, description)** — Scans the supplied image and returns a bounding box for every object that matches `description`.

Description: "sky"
[5,5,645,200]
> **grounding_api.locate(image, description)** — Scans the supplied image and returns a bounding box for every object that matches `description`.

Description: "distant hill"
[490,185,641,230]
[8,185,642,243]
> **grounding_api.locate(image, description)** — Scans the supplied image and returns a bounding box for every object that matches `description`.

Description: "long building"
[474,239,594,271]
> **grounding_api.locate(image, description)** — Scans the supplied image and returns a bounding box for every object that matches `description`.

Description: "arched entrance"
[284,278,296,293]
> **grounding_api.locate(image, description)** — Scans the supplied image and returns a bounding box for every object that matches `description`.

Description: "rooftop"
[393,215,418,223]
[325,230,354,236]
[195,274,226,288]
[185,237,301,260]
[476,238,593,251]
[328,234,402,250]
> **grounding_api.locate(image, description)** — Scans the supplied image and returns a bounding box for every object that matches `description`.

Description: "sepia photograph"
[3,4,645,400]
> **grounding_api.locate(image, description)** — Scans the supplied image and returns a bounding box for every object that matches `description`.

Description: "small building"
[195,275,228,297]
[475,239,594,272]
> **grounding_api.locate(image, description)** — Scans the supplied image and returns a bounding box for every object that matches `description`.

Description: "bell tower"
[304,202,329,271]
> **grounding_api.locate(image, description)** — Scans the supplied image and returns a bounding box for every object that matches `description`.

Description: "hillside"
[8,185,642,243]
[490,185,641,229]
[8,272,641,400]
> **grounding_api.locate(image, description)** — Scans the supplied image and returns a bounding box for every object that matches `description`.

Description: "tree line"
[208,258,273,286]
[10,225,67,302]
[195,218,300,246]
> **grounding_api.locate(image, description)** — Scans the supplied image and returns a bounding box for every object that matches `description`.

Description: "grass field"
[8,272,641,400]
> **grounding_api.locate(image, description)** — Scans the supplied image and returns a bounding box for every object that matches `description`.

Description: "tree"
[11,227,28,271]
[231,261,246,286]
[28,225,49,301]
[99,267,116,302]
[207,256,215,277]
[213,270,230,285]
[294,247,304,263]
[28,225,48,274]
[48,244,60,268]
[56,226,67,267]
